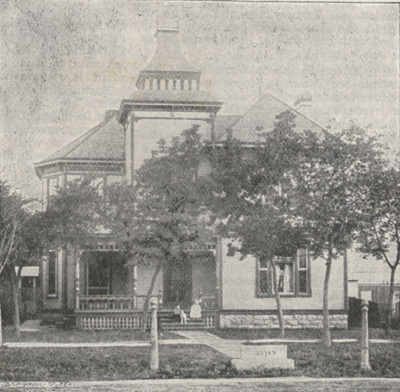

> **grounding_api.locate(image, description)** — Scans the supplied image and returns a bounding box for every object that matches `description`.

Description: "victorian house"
[34,27,348,330]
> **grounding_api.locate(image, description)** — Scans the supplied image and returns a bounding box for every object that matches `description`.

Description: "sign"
[232,344,294,371]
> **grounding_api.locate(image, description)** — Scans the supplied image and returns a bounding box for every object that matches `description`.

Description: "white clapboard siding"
[221,239,345,311]
[136,263,163,296]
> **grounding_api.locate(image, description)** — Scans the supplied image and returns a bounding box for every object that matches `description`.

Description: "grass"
[2,328,183,343]
[4,326,400,344]
[0,342,399,381]
[211,328,400,341]
[0,346,232,381]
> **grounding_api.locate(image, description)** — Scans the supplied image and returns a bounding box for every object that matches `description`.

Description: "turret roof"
[35,111,124,167]
[142,29,200,74]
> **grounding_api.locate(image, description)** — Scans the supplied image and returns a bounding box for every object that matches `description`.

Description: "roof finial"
[157,3,179,31]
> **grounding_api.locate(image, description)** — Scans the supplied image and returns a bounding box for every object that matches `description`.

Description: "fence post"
[149,297,159,371]
[0,306,2,346]
[360,300,370,370]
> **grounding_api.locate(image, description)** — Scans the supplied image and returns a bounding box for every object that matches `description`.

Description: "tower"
[118,28,223,183]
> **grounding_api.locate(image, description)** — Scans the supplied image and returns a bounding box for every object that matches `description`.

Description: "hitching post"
[150,297,159,370]
[360,300,370,370]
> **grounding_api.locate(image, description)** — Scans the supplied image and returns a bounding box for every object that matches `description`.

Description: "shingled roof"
[228,93,324,142]
[35,111,124,166]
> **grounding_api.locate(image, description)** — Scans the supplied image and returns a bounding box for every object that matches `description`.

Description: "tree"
[105,127,214,329]
[293,126,383,346]
[208,113,382,345]
[206,112,308,337]
[0,181,43,337]
[40,178,104,311]
[356,164,400,334]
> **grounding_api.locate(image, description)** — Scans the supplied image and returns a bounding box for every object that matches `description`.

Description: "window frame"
[256,249,312,298]
[47,251,58,298]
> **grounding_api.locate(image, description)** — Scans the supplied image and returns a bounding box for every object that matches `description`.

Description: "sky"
[0,0,399,284]
[0,0,399,197]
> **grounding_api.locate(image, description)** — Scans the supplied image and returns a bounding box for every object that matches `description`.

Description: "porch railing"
[199,294,218,311]
[79,295,148,311]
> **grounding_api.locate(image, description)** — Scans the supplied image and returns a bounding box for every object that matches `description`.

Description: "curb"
[1,377,400,389]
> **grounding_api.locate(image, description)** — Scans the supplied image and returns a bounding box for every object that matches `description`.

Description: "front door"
[164,257,192,308]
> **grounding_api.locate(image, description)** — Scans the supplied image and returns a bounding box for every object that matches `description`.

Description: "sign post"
[360,300,370,370]
[149,297,159,371]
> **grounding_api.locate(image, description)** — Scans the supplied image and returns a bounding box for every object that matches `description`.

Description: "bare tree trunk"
[10,271,21,339]
[142,260,162,332]
[322,248,333,347]
[270,258,284,337]
[385,265,397,336]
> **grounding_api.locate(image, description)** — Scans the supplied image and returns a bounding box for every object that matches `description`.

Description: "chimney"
[294,93,312,113]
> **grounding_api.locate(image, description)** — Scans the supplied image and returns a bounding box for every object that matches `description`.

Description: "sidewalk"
[1,377,400,392]
[6,327,399,356]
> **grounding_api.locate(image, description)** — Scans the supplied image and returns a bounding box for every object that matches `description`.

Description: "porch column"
[75,250,81,311]
[133,265,138,309]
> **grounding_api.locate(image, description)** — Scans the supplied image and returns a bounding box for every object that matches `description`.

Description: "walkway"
[5,321,398,353]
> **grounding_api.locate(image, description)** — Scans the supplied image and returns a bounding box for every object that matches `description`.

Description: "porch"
[75,294,218,330]
[73,250,219,329]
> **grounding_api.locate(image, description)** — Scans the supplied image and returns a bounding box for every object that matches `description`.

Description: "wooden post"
[149,297,159,371]
[133,265,137,309]
[75,250,81,311]
[158,290,163,309]
[360,300,371,370]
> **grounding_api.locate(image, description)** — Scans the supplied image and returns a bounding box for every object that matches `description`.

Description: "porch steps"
[159,312,206,331]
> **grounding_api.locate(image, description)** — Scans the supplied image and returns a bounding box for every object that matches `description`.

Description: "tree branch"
[372,224,392,268]
[0,220,17,278]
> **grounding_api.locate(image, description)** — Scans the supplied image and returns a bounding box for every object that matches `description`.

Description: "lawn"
[0,343,399,381]
[211,328,400,341]
[2,328,183,343]
[4,327,400,344]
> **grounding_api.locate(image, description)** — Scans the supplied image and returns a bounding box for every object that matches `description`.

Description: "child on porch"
[173,305,187,324]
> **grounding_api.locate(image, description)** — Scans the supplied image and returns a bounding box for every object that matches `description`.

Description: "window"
[298,248,309,294]
[47,251,57,297]
[257,249,311,297]
[276,256,294,294]
[87,253,110,295]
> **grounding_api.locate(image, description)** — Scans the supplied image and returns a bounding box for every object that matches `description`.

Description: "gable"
[228,93,324,142]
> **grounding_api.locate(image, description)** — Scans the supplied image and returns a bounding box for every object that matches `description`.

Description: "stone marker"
[232,344,294,371]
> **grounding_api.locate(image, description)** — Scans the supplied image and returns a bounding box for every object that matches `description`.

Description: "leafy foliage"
[39,177,105,249]
[105,127,215,321]
[0,180,45,333]
[206,112,384,345]
[106,126,214,264]
[355,164,400,332]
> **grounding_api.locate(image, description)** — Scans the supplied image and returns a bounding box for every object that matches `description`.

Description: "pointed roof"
[136,29,200,89]
[35,111,125,167]
[228,93,324,142]
[214,114,242,140]
[144,29,200,74]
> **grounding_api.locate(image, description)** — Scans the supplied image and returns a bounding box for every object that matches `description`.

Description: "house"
[34,26,348,330]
